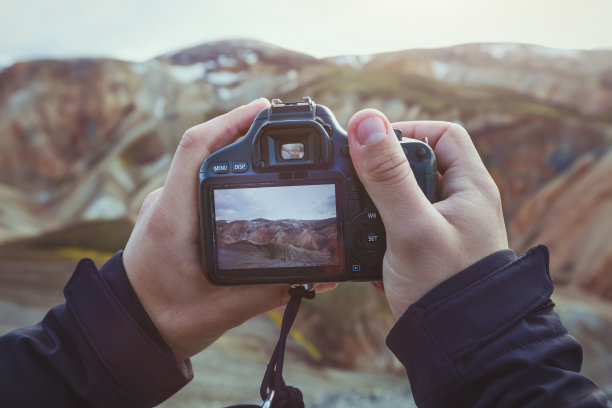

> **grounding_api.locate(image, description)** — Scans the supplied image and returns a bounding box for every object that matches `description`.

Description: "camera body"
[198,97,437,285]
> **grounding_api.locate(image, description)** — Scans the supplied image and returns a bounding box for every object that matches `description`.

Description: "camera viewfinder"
[281,143,305,160]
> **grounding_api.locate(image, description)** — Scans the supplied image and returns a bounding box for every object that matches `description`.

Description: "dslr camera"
[198,97,437,285]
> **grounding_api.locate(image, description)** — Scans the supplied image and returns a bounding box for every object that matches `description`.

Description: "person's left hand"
[123,98,337,361]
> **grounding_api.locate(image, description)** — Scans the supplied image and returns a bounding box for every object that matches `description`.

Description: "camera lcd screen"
[213,184,339,270]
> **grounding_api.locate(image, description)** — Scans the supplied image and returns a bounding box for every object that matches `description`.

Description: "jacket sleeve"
[386,245,609,407]
[0,252,192,407]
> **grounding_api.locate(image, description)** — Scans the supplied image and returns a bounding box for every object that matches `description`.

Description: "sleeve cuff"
[386,245,553,405]
[99,252,169,349]
[62,257,192,407]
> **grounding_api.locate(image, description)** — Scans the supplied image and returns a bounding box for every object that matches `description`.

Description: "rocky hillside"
[216,218,338,268]
[2,40,611,285]
[510,149,612,300]
[1,39,612,394]
[217,218,336,249]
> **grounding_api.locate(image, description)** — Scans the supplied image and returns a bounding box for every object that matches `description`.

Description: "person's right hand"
[346,110,509,319]
[122,99,336,362]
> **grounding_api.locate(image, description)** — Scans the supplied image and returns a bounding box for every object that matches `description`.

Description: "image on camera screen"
[213,184,339,270]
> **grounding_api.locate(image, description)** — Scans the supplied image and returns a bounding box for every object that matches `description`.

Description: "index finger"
[162,98,271,210]
[391,121,486,176]
[392,121,496,202]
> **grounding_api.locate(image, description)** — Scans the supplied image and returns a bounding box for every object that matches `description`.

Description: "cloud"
[317,194,336,218]
[213,184,336,221]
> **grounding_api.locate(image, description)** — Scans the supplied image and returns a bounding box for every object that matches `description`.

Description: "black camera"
[198,97,437,285]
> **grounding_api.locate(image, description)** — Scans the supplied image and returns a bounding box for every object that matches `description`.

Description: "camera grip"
[415,171,438,203]
[400,139,438,203]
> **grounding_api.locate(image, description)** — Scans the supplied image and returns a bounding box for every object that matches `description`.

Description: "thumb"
[347,109,432,235]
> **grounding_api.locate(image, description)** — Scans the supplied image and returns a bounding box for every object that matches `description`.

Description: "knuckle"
[220,121,237,142]
[363,148,411,185]
[446,122,472,144]
[179,127,201,151]
[449,121,468,134]
[469,174,504,219]
[135,188,159,221]
[137,191,176,239]
[477,172,502,203]
[486,177,502,201]
[145,201,176,238]
[141,188,161,210]
[486,180,504,215]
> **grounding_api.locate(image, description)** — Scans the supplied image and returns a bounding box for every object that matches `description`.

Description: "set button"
[355,228,384,252]
[365,231,381,248]
[349,208,386,267]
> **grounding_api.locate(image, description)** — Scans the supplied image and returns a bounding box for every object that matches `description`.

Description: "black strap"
[224,286,314,408]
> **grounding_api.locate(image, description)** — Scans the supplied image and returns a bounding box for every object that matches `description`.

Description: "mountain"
[216,218,337,268]
[510,148,612,300]
[159,39,321,70]
[0,39,611,396]
[2,40,611,244]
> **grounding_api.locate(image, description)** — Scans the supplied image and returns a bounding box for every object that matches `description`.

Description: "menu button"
[212,162,229,174]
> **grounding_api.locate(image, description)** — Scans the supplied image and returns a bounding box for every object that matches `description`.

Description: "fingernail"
[356,116,388,146]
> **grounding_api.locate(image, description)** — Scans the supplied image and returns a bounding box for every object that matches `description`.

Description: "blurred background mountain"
[0,39,611,405]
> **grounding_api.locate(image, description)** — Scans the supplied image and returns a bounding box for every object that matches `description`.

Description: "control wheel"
[348,208,386,270]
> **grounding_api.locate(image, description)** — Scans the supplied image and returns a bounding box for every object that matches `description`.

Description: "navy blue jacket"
[0,245,608,407]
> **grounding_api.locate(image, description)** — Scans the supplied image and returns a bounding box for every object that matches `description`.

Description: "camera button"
[212,162,229,174]
[232,161,249,173]
[364,210,380,223]
[366,231,381,248]
[350,257,364,273]
[363,227,385,252]
[416,146,428,159]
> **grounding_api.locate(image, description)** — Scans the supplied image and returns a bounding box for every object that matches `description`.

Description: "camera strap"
[223,285,315,408]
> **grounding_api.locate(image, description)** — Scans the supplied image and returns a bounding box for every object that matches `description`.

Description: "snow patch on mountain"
[528,45,580,59]
[206,70,248,86]
[130,63,149,75]
[480,43,580,60]
[430,61,451,80]
[84,194,127,220]
[334,55,373,68]
[238,49,259,65]
[153,96,166,118]
[280,69,299,92]
[0,54,14,73]
[169,63,207,82]
[480,43,521,59]
[217,54,238,68]
[217,86,240,100]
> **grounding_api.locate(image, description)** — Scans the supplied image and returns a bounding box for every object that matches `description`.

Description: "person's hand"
[123,98,336,361]
[347,110,509,319]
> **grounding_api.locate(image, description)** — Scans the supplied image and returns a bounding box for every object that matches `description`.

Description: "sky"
[214,184,336,222]
[1,0,611,66]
